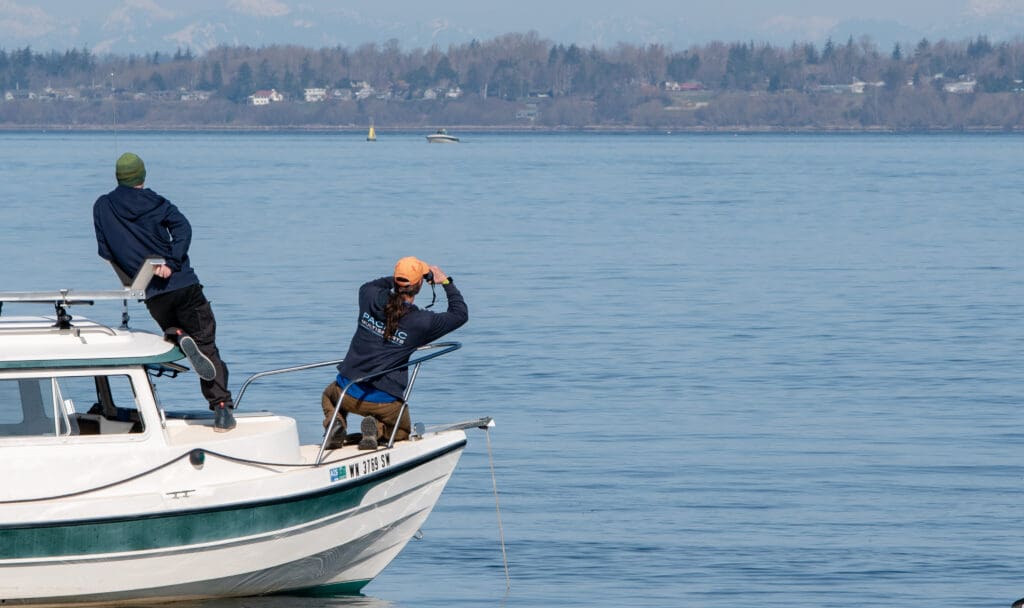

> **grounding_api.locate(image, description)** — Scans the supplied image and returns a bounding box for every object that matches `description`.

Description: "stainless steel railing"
[232,342,461,465]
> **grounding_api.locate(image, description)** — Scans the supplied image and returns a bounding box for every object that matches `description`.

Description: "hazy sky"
[2,0,1021,52]
[0,0,978,23]
[0,0,994,22]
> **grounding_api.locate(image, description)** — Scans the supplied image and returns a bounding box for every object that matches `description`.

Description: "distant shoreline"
[0,124,1020,134]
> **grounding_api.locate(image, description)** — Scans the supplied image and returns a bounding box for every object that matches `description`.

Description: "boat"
[426,128,459,143]
[367,123,376,142]
[0,259,493,604]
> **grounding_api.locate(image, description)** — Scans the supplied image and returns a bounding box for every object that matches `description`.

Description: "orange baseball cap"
[394,256,429,284]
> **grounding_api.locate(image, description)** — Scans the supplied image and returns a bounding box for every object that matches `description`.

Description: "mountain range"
[4,2,1024,56]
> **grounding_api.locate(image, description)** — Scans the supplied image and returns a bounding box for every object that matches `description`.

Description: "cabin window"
[0,374,144,438]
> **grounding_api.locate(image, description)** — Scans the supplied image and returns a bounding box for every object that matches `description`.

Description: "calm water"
[0,131,1022,607]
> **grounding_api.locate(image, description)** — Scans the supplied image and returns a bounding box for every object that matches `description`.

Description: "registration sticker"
[330,466,347,482]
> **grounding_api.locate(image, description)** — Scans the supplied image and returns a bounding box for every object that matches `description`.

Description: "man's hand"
[153,264,173,279]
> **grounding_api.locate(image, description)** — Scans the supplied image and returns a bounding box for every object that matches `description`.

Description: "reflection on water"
[174,595,394,608]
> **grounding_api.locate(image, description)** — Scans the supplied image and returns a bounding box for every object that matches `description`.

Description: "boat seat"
[85,402,143,434]
[75,416,101,435]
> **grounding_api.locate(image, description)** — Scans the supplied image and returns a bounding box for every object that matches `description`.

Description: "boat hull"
[0,437,465,605]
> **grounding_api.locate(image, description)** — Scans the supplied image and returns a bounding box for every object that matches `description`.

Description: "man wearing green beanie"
[93,152,236,432]
[115,152,147,187]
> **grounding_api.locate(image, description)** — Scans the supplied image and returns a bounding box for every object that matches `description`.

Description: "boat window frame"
[0,369,153,444]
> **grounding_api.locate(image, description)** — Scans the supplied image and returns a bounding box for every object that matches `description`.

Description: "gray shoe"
[178,334,216,381]
[326,421,347,449]
[213,402,236,432]
[358,416,378,450]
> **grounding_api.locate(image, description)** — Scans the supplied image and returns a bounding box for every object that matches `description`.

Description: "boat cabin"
[0,315,180,440]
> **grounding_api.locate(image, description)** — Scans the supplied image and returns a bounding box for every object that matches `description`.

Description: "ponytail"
[383,281,421,342]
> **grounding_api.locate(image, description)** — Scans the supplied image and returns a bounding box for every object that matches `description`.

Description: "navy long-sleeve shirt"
[93,185,199,299]
[337,277,468,400]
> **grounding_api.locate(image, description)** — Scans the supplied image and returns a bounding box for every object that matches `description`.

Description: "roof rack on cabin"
[0,257,165,329]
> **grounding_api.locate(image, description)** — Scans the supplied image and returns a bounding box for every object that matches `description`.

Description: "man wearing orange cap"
[321,257,468,450]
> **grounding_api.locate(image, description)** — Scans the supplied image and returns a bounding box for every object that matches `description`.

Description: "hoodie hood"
[107,185,168,221]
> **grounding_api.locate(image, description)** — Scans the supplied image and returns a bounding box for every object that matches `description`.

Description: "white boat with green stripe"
[0,270,493,605]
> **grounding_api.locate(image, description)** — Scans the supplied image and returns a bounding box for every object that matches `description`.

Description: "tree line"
[2,33,1024,130]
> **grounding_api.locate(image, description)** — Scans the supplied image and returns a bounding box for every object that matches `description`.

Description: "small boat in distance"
[367,123,376,141]
[426,128,459,143]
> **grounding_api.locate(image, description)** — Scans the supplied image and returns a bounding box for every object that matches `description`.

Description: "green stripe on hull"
[0,481,372,559]
[0,439,464,561]
[285,579,372,596]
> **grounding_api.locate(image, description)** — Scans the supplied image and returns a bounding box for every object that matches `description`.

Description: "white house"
[180,90,211,102]
[304,87,327,102]
[249,89,284,105]
[944,80,976,94]
[4,90,36,101]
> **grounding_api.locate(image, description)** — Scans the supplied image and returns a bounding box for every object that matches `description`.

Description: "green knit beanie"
[115,152,146,187]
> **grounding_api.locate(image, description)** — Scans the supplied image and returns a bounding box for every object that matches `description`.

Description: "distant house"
[180,90,211,102]
[42,87,76,100]
[516,102,539,120]
[4,89,35,101]
[663,81,703,92]
[249,89,283,105]
[944,80,976,94]
[445,87,462,99]
[850,80,884,94]
[813,80,883,94]
[349,81,374,100]
[354,85,374,100]
[666,99,710,111]
[812,84,851,94]
[303,87,327,102]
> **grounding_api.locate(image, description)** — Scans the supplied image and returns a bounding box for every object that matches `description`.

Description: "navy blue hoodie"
[337,277,468,400]
[93,185,199,299]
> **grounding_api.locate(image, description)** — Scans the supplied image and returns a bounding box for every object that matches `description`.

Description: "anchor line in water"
[486,426,512,589]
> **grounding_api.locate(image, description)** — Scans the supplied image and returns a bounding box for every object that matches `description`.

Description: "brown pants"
[320,381,411,443]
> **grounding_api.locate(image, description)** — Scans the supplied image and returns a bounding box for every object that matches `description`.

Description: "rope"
[486,427,511,589]
[0,450,192,504]
[0,448,334,505]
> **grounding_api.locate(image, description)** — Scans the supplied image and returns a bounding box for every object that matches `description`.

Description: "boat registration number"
[331,453,391,482]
